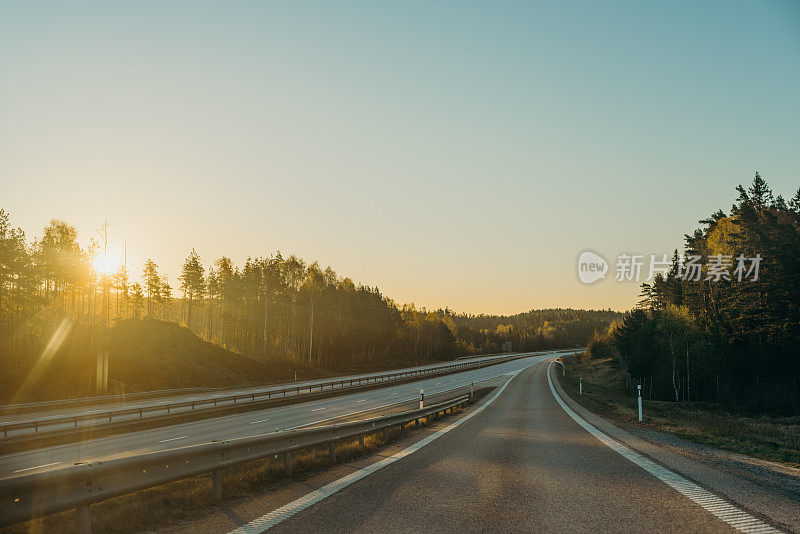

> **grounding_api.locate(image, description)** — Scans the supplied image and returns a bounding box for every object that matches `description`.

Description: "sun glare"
[93,254,120,277]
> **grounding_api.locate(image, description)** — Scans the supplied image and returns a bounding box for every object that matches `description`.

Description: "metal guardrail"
[1,353,528,438]
[1,387,218,415]
[0,394,471,532]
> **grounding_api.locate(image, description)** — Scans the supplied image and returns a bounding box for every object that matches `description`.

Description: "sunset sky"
[2,1,798,315]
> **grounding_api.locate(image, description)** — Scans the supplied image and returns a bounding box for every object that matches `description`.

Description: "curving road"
[0,353,562,478]
[223,360,785,534]
[0,351,577,436]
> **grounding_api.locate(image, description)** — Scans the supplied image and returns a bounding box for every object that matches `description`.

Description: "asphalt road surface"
[0,353,559,478]
[0,351,576,435]
[258,360,765,533]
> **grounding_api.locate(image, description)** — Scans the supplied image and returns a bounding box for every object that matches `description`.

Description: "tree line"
[0,209,617,385]
[588,173,800,413]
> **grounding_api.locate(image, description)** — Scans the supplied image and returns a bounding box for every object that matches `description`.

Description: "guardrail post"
[329,441,336,462]
[414,418,419,428]
[359,434,364,446]
[212,469,223,501]
[77,503,91,534]
[382,428,388,441]
[284,452,293,476]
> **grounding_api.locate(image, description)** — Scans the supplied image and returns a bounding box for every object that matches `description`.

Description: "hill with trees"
[0,209,617,401]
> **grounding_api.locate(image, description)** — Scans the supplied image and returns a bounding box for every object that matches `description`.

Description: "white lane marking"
[159,435,188,443]
[250,418,270,424]
[546,363,781,534]
[356,399,367,403]
[228,364,532,534]
[13,462,61,473]
[282,360,544,432]
[311,408,325,412]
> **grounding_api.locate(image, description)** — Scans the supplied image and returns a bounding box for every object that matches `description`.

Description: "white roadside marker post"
[419,389,424,409]
[470,381,474,401]
[579,378,582,395]
[637,384,643,422]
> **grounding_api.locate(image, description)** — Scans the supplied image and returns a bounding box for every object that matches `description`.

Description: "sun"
[93,254,121,277]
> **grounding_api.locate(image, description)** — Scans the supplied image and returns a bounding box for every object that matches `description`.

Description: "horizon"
[2,1,799,315]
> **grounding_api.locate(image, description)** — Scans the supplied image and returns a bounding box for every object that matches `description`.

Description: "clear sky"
[1,1,798,314]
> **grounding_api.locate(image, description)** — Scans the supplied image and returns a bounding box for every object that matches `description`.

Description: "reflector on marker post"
[637,384,643,422]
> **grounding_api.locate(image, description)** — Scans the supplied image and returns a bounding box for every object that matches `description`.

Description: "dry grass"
[0,412,457,534]
[558,355,800,467]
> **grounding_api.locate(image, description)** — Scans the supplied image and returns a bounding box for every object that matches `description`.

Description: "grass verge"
[557,354,800,467]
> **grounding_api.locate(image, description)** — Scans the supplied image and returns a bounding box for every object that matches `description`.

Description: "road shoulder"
[549,363,799,533]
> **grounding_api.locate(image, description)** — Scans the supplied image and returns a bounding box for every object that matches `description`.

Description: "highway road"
[0,351,576,436]
[0,353,560,478]
[216,359,786,534]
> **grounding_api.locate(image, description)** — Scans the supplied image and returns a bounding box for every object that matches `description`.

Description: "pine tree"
[160,275,172,318]
[179,249,205,327]
[143,259,160,318]
[130,282,145,319]
[748,171,774,211]
[789,187,800,219]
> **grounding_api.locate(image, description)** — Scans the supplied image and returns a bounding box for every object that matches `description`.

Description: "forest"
[0,208,617,399]
[588,174,800,413]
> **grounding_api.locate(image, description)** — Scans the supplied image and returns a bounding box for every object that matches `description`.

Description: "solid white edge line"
[227,363,535,534]
[546,362,782,534]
